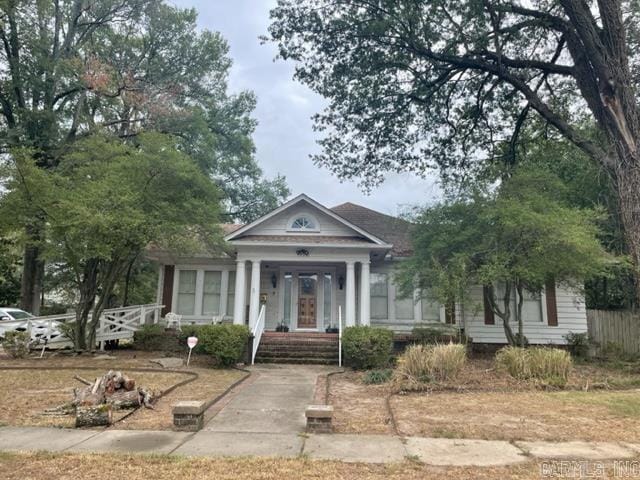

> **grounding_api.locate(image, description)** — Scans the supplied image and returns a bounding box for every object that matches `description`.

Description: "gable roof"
[331,203,413,257]
[224,193,392,248]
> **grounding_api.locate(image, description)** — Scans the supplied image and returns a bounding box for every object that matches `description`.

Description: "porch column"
[233,260,247,325]
[345,261,356,327]
[248,260,261,330]
[359,261,371,326]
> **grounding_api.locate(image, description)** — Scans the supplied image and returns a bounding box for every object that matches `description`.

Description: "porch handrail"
[338,305,343,367]
[251,304,266,365]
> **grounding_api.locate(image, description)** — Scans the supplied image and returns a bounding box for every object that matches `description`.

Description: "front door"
[297,273,317,328]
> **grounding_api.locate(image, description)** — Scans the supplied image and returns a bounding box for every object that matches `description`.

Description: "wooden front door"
[297,274,317,328]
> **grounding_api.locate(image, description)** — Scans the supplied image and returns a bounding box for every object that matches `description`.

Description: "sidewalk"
[0,425,638,465]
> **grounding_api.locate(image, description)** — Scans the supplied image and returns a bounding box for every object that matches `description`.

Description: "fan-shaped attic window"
[288,214,319,232]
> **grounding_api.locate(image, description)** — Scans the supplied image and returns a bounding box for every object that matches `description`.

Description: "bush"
[564,332,591,359]
[342,326,394,370]
[362,369,393,385]
[495,346,572,387]
[133,324,181,352]
[1,331,31,358]
[393,343,467,390]
[412,326,460,344]
[196,324,250,367]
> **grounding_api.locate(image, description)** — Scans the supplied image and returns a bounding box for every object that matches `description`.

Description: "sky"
[171,0,441,215]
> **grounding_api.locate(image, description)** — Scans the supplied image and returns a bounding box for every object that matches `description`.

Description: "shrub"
[362,368,393,385]
[197,324,250,367]
[1,331,31,358]
[412,326,459,344]
[133,324,181,352]
[393,343,467,390]
[342,326,394,370]
[495,346,572,387]
[564,332,591,359]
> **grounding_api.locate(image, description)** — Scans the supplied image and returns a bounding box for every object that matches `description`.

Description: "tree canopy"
[1,133,222,348]
[397,169,614,344]
[268,0,640,300]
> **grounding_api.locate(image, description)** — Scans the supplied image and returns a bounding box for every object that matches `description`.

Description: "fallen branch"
[73,375,92,386]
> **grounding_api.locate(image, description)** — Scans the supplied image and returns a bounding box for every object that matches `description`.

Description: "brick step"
[256,349,338,359]
[254,356,338,365]
[263,332,338,339]
[258,342,338,350]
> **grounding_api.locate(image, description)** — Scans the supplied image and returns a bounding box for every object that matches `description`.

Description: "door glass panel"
[298,273,317,328]
[323,273,332,327]
[283,273,292,325]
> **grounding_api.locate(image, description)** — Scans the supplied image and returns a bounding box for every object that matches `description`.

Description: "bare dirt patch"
[328,358,640,441]
[0,350,245,430]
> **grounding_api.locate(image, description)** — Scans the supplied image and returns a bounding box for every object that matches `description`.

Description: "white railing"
[251,304,266,365]
[338,305,343,367]
[0,303,163,350]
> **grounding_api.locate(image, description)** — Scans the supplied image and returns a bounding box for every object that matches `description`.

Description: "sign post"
[187,336,198,366]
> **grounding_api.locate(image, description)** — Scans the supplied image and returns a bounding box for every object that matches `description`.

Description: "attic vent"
[289,215,317,231]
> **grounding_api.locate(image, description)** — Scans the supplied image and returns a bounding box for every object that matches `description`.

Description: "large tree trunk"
[20,244,44,316]
[616,154,640,303]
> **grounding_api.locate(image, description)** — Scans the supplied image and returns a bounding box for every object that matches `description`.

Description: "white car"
[0,308,63,344]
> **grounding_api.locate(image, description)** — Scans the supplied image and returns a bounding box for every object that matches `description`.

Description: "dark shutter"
[483,286,495,325]
[161,265,175,317]
[545,280,558,326]
[445,302,456,324]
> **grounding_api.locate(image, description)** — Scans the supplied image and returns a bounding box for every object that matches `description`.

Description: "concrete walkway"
[0,426,638,465]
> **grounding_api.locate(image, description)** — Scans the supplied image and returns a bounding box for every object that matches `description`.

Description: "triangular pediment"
[224,194,391,247]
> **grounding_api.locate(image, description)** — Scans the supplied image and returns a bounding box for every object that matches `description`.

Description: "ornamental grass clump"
[495,346,572,387]
[392,343,466,391]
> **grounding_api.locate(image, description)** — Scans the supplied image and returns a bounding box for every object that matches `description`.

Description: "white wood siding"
[247,202,357,237]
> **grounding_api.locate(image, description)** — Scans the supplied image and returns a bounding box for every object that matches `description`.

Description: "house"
[149,194,588,345]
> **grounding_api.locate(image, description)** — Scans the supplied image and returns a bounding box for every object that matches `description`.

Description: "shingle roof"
[221,223,244,235]
[330,202,413,256]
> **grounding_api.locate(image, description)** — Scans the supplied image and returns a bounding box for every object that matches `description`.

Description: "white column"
[233,260,247,325]
[345,261,356,327]
[248,260,261,330]
[359,261,371,326]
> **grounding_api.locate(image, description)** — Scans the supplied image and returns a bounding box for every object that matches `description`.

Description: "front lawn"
[329,356,640,442]
[0,350,246,430]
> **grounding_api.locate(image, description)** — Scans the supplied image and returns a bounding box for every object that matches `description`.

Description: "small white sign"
[187,336,198,349]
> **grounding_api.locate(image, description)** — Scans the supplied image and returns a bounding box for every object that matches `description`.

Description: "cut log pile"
[41,370,157,427]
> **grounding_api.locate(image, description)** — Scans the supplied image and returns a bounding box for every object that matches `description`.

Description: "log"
[106,390,141,409]
[73,387,105,407]
[73,375,92,386]
[76,404,113,428]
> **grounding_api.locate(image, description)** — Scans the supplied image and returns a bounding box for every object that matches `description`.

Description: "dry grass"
[0,451,550,480]
[392,390,640,442]
[0,350,245,430]
[329,357,640,441]
[392,343,466,391]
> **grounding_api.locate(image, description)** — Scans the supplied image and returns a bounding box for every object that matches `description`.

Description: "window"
[323,273,332,326]
[176,270,197,315]
[496,283,543,323]
[283,273,293,324]
[226,271,236,317]
[289,214,318,231]
[394,295,414,320]
[202,271,222,315]
[370,273,388,319]
[421,292,441,322]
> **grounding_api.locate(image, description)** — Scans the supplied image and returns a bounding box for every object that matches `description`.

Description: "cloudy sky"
[171,0,441,215]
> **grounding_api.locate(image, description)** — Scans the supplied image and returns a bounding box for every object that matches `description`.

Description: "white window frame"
[286,212,321,233]
[172,265,235,319]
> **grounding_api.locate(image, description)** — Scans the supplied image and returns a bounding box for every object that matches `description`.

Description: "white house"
[149,194,588,345]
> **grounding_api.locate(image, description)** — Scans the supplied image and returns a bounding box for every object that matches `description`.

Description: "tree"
[0,133,222,349]
[268,0,640,298]
[0,0,287,313]
[397,169,614,345]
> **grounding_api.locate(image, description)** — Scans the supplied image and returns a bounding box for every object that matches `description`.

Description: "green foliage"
[362,369,393,385]
[412,326,460,345]
[495,346,573,388]
[393,344,467,390]
[195,324,250,367]
[0,237,21,307]
[564,332,592,360]
[342,326,394,370]
[398,169,615,345]
[133,325,181,352]
[1,331,31,358]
